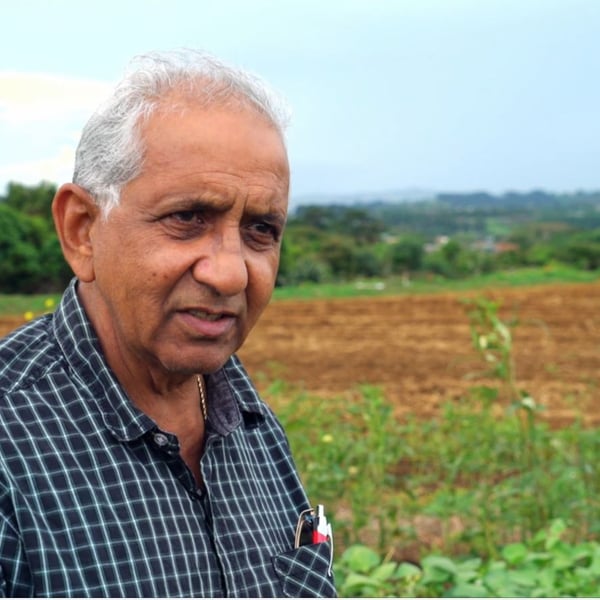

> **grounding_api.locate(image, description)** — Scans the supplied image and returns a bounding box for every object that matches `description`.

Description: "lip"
[177,307,237,338]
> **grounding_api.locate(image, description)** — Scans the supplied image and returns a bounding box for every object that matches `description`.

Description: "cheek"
[247,256,278,311]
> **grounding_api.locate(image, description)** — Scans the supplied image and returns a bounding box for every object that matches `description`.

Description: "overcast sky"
[1,0,599,204]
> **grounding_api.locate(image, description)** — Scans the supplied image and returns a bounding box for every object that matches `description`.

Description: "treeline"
[278,191,600,284]
[0,182,71,293]
[1,182,600,293]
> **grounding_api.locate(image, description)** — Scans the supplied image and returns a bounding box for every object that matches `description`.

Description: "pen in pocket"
[312,504,331,544]
[294,505,332,547]
[294,504,334,576]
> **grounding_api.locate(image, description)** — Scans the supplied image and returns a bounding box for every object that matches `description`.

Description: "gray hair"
[73,49,291,217]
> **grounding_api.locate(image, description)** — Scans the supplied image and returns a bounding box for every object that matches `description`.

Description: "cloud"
[0,146,75,190]
[0,71,112,124]
[0,72,114,191]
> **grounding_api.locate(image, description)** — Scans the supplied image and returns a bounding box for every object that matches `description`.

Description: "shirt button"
[153,432,169,447]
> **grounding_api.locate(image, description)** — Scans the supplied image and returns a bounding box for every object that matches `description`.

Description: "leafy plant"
[335,520,600,597]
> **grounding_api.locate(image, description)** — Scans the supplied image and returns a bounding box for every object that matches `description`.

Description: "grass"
[0,293,60,318]
[272,264,599,302]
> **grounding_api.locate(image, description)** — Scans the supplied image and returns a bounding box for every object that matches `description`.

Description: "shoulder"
[0,315,60,395]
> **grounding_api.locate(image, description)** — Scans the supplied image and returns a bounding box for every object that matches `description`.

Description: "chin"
[161,349,234,376]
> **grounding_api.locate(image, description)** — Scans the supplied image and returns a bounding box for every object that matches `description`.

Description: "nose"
[191,227,249,297]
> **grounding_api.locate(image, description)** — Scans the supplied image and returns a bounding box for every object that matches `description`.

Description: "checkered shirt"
[0,280,336,598]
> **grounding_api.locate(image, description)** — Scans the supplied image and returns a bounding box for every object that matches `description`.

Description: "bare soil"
[238,281,600,426]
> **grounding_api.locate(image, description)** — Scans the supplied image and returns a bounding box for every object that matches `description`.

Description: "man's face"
[85,101,289,376]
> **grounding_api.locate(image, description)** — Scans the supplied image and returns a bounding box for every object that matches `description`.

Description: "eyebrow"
[169,196,233,213]
[166,197,287,227]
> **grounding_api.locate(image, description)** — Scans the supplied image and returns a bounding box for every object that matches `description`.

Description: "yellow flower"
[321,434,334,444]
[23,311,35,321]
[44,298,55,309]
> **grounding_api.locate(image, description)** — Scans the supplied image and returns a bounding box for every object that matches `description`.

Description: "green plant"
[463,296,541,467]
[335,520,600,597]
[272,362,600,560]
[271,383,408,552]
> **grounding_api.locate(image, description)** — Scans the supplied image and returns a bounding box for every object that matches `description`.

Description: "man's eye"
[251,222,280,240]
[244,221,282,249]
[160,210,208,238]
[172,210,203,223]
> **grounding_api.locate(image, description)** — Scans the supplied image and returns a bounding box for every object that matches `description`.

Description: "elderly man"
[0,50,335,598]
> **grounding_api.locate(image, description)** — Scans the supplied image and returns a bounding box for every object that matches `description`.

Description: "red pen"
[312,505,330,544]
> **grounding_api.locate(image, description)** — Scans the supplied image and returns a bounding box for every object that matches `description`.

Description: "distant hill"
[289,188,436,210]
[289,189,600,239]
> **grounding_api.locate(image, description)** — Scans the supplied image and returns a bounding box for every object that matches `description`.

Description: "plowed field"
[2,281,599,425]
[238,281,600,426]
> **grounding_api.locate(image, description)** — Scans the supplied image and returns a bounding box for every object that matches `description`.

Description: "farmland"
[239,280,600,427]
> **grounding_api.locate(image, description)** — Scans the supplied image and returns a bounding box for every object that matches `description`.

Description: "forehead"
[123,100,289,213]
[146,98,286,165]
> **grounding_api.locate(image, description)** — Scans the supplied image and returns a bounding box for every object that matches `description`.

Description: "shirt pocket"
[272,542,337,598]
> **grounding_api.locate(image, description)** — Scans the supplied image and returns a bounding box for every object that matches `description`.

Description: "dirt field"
[1,281,599,426]
[238,281,600,427]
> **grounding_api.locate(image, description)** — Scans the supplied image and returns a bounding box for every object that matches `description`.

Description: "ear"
[52,183,100,283]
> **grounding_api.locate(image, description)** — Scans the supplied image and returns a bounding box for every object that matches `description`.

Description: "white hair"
[73,49,291,217]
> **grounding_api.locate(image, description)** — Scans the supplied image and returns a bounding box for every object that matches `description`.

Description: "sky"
[1,0,600,205]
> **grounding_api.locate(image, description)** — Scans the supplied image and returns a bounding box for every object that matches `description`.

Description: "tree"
[388,235,425,273]
[0,204,44,293]
[0,183,72,293]
[319,236,361,278]
[2,181,56,220]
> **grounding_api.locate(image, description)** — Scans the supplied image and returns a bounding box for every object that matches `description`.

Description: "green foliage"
[3,180,600,291]
[272,367,600,566]
[0,204,45,293]
[271,383,407,551]
[335,522,600,597]
[388,234,425,273]
[463,296,517,387]
[293,205,385,244]
[0,182,71,293]
[423,238,495,279]
[3,181,56,219]
[555,230,600,270]
[280,192,600,285]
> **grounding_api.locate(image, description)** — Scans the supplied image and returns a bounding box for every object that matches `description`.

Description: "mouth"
[178,307,238,339]
[187,309,227,322]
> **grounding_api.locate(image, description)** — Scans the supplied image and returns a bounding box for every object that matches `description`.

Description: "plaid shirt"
[0,280,336,598]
